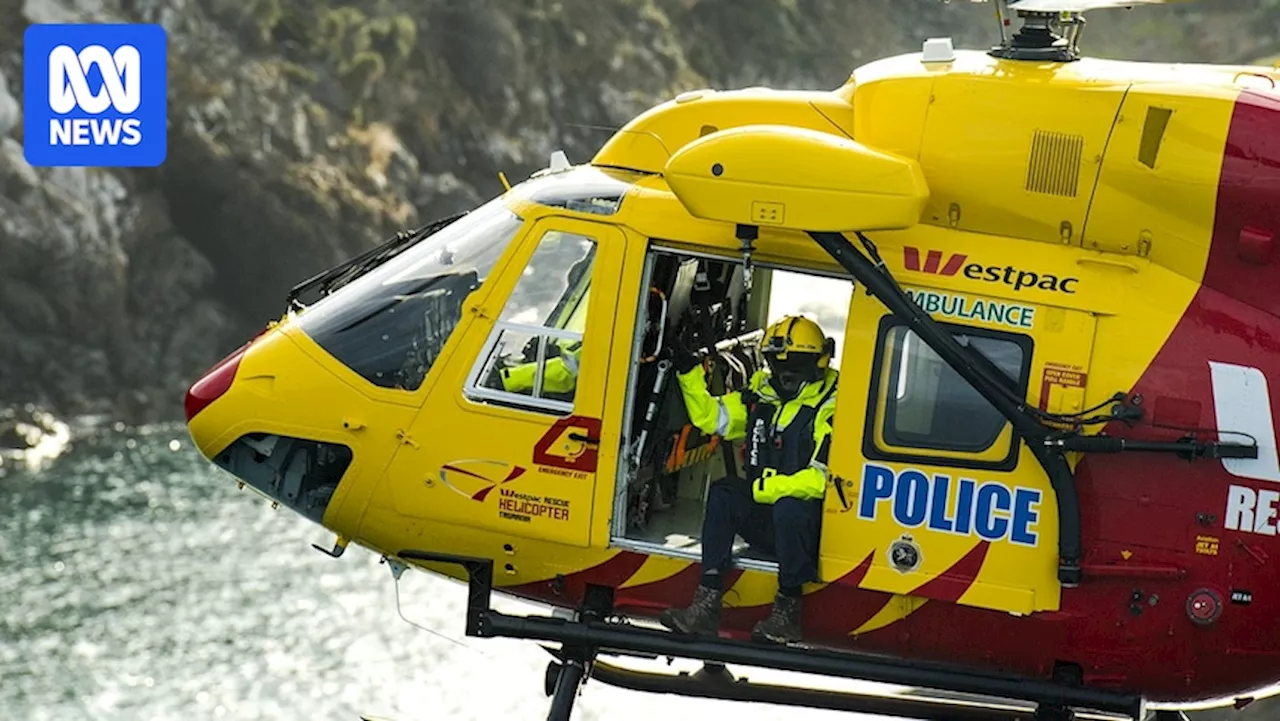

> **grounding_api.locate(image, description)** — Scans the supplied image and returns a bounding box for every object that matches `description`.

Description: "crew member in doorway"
[660,315,838,644]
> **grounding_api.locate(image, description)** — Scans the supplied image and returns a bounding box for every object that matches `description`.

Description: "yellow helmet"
[762,315,832,399]
[762,315,832,368]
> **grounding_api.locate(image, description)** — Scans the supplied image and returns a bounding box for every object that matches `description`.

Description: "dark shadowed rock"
[0,0,1272,422]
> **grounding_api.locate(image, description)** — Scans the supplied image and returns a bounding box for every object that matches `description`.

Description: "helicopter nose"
[183,321,416,535]
[184,342,250,423]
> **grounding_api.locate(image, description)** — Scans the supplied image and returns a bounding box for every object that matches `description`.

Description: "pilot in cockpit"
[489,337,583,398]
[479,238,594,401]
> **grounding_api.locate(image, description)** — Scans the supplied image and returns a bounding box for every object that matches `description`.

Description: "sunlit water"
[2,423,896,721]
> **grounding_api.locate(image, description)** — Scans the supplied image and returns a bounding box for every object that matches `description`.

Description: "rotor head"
[957,0,1176,62]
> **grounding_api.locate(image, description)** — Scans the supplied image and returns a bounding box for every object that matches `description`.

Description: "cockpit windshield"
[291,164,644,392]
[292,195,525,391]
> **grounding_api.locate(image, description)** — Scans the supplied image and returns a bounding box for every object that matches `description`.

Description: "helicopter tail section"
[1202,89,1280,320]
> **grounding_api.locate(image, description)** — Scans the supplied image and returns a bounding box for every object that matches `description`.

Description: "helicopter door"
[380,216,625,550]
[821,283,1097,618]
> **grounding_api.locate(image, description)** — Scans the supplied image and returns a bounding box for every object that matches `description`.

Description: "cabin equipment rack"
[397,549,1154,721]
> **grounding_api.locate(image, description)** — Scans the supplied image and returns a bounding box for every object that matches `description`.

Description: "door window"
[868,319,1032,468]
[466,230,597,414]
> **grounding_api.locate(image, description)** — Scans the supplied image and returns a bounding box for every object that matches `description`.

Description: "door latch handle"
[569,433,600,445]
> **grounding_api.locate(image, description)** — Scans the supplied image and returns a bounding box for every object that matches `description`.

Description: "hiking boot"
[752,592,802,644]
[659,584,723,635]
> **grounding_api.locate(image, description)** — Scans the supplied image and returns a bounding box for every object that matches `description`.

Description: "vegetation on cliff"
[0,0,1278,426]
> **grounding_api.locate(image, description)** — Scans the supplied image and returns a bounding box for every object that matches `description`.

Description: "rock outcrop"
[0,0,1275,428]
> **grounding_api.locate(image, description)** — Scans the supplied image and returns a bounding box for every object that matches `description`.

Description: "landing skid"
[559,657,1136,721]
[397,549,1146,721]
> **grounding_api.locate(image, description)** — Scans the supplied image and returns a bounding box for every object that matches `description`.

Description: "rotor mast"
[989,4,1088,62]
[971,0,1170,63]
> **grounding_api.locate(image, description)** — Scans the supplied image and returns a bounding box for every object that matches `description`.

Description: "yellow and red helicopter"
[183,0,1280,718]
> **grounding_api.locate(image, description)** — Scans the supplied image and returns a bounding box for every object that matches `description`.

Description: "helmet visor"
[766,352,819,399]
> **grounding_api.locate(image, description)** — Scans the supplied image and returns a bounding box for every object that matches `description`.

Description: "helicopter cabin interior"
[609,247,854,572]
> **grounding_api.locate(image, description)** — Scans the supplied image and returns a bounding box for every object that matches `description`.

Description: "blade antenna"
[995,0,1011,46]
[1071,11,1086,56]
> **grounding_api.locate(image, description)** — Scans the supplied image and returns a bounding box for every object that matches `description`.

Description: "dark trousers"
[699,476,823,593]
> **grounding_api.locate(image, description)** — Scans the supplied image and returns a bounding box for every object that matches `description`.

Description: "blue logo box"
[23,23,167,167]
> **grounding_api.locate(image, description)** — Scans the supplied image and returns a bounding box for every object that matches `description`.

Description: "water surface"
[2,423,888,721]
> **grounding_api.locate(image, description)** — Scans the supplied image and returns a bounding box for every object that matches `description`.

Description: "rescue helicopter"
[183,0,1280,718]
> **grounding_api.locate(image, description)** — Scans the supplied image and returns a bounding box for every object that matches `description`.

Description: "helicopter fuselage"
[185,48,1280,706]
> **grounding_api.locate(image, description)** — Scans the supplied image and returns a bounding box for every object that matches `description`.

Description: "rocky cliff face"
[0,0,1275,429]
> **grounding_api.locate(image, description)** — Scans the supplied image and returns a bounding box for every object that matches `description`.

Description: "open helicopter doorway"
[610,245,853,571]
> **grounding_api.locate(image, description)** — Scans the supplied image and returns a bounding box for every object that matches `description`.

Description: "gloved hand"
[668,335,700,374]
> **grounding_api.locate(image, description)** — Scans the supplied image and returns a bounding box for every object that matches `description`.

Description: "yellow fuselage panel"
[663,124,929,232]
[916,77,1125,247]
[186,324,417,540]
[592,89,855,173]
[593,50,1251,289]
[1082,84,1237,282]
[843,52,1247,277]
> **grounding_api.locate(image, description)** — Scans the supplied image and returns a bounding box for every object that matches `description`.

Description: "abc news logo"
[24,24,167,167]
[48,44,142,146]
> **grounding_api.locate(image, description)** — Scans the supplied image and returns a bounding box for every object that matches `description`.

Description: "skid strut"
[543,610,606,721]
[546,651,590,721]
[397,550,1145,721]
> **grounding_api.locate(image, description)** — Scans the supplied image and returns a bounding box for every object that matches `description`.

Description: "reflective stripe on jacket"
[676,364,838,504]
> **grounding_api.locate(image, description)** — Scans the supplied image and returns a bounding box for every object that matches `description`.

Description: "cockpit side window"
[292,195,526,391]
[465,230,598,415]
[496,232,597,329]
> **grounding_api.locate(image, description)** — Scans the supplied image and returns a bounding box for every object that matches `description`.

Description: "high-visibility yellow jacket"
[498,281,589,396]
[498,340,582,395]
[676,364,838,504]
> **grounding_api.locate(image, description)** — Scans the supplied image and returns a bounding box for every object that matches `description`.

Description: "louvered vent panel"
[1025,130,1084,197]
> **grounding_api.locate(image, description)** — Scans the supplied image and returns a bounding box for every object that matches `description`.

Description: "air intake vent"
[1026,130,1084,197]
[1138,107,1173,169]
